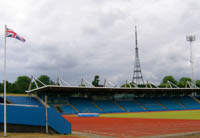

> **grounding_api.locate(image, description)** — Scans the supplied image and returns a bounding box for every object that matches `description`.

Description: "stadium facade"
[1,79,200,134]
[26,81,200,114]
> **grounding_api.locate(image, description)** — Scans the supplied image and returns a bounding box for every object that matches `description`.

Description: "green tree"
[0,82,3,93]
[196,80,200,87]
[121,82,135,88]
[178,77,192,88]
[160,75,177,88]
[3,81,14,93]
[138,84,146,88]
[92,75,100,87]
[0,81,13,93]
[13,76,31,93]
[37,75,55,87]
[144,83,157,88]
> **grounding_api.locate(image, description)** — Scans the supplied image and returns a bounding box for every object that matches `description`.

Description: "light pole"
[186,35,196,87]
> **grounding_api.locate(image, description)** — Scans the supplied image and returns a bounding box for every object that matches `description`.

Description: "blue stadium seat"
[94,101,124,113]
[0,96,71,134]
[176,96,200,110]
[48,97,69,104]
[70,97,101,113]
[60,105,78,114]
[156,97,184,110]
[7,96,42,106]
[117,101,145,112]
[135,97,165,111]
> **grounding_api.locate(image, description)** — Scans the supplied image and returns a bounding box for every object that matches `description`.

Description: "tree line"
[0,75,55,94]
[121,75,200,88]
[159,76,200,88]
[0,75,199,94]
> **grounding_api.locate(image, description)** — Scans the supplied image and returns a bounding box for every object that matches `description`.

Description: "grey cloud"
[0,0,199,86]
[97,10,127,28]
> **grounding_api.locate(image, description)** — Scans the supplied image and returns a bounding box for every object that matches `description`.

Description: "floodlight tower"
[186,35,196,87]
[132,26,144,85]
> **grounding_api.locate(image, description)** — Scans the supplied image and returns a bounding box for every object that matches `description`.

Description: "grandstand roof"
[26,85,200,94]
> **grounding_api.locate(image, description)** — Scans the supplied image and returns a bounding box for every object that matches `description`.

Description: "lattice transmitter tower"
[132,26,144,85]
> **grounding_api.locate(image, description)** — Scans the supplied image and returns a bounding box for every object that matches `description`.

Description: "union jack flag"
[6,28,25,42]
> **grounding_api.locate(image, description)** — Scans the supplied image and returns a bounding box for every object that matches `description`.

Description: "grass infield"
[100,110,200,120]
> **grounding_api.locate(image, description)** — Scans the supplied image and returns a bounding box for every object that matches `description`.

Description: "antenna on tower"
[186,35,196,87]
[132,25,144,85]
[135,26,138,48]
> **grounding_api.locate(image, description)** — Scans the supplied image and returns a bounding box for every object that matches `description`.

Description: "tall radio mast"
[132,26,144,85]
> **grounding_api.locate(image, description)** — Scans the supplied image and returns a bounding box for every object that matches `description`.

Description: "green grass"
[100,110,200,120]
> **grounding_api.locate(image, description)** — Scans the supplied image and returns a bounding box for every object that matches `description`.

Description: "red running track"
[63,115,200,138]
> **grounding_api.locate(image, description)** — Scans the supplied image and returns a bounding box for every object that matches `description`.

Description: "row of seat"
[135,98,164,111]
[95,101,123,113]
[117,101,144,112]
[69,97,101,113]
[5,96,200,115]
[176,96,200,109]
[6,96,42,106]
[51,96,200,114]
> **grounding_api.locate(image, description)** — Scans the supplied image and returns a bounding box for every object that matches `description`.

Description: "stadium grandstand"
[0,95,71,134]
[1,77,200,135]
[25,77,200,115]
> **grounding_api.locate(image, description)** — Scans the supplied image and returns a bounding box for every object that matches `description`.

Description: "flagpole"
[4,25,7,137]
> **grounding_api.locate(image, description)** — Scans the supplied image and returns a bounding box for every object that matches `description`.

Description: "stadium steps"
[153,99,167,109]
[133,99,147,110]
[174,99,186,109]
[192,97,200,104]
[0,96,12,104]
[33,95,63,113]
[7,96,43,106]
[69,103,80,113]
[33,95,47,106]
[0,105,71,134]
[114,101,126,111]
[91,101,104,112]
[55,106,63,113]
[0,96,71,134]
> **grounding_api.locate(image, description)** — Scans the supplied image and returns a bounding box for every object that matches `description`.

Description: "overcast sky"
[0,0,199,86]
